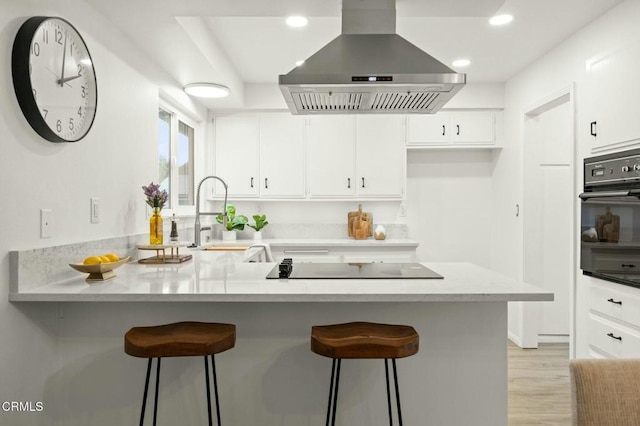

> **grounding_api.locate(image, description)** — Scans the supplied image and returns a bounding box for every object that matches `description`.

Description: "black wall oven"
[580,148,640,288]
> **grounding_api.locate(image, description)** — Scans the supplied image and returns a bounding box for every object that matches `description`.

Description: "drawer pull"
[621,264,636,268]
[607,332,623,341]
[607,298,622,305]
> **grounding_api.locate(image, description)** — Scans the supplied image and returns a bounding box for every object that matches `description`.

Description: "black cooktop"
[266,261,443,280]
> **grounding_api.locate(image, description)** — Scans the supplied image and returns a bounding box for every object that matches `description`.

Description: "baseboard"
[538,334,570,343]
[508,331,523,347]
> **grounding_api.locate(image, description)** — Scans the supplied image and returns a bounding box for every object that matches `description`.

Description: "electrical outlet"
[398,202,407,218]
[40,209,52,238]
[90,198,100,223]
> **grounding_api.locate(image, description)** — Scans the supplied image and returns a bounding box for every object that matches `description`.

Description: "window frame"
[158,99,199,218]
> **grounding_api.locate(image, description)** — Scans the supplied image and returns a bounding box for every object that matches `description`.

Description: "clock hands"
[59,30,67,87]
[58,74,82,85]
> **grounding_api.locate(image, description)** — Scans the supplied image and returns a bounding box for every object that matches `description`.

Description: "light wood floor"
[508,341,571,426]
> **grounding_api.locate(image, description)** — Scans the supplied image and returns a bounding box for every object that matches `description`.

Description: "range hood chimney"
[278,0,466,115]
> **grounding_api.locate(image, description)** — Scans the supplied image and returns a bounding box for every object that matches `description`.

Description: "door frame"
[519,84,577,357]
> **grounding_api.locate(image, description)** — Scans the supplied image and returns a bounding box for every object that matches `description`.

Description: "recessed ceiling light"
[286,16,308,28]
[184,83,230,98]
[295,60,305,67]
[489,14,514,26]
[452,59,471,68]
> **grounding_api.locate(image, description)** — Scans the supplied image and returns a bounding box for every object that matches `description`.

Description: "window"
[158,105,195,211]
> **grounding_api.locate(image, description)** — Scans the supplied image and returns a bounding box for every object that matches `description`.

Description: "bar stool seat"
[311,321,419,426]
[124,321,235,426]
[125,321,235,358]
[311,322,419,359]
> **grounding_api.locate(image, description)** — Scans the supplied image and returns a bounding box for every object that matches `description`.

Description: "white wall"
[0,1,201,424]
[497,0,640,353]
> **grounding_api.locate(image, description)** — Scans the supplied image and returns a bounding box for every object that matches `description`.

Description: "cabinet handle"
[264,178,268,189]
[607,298,622,305]
[347,178,351,189]
[361,177,365,188]
[250,177,254,188]
[456,124,460,136]
[622,264,636,268]
[607,332,622,341]
[590,121,597,137]
[442,125,446,136]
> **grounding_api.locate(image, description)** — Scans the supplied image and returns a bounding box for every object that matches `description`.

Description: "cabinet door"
[259,114,306,198]
[214,115,259,197]
[356,115,404,197]
[406,113,450,145]
[307,116,356,197]
[585,41,640,151]
[451,112,495,144]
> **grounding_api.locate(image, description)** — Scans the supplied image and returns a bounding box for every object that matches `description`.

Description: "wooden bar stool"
[124,321,235,426]
[311,321,419,426]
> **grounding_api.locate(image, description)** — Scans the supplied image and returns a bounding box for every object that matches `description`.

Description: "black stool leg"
[205,356,213,426]
[325,359,336,426]
[152,357,161,426]
[392,359,403,426]
[211,355,222,426]
[385,359,393,426]
[330,359,342,426]
[139,358,153,426]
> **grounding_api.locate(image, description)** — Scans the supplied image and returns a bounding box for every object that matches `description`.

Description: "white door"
[259,114,306,198]
[307,116,356,197]
[356,115,404,197]
[523,93,573,341]
[214,115,259,197]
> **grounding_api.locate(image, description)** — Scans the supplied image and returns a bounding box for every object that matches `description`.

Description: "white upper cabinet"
[406,111,496,147]
[307,116,356,197]
[259,114,306,198]
[356,115,405,197]
[214,115,259,197]
[584,39,640,152]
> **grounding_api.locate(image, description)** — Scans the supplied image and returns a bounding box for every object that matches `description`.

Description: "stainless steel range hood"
[278,0,466,115]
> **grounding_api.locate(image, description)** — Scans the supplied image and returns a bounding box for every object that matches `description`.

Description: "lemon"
[99,255,111,263]
[83,256,102,265]
[104,253,120,262]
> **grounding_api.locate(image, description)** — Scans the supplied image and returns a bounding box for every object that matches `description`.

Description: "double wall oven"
[580,148,640,288]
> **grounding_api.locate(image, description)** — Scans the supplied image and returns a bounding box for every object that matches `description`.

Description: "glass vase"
[149,208,164,245]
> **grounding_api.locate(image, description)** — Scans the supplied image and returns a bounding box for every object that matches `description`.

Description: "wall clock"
[12,17,98,143]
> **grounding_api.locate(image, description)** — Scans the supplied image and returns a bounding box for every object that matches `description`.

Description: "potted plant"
[247,214,269,240]
[216,204,248,241]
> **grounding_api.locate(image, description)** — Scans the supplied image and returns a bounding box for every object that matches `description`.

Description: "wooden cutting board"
[347,204,373,238]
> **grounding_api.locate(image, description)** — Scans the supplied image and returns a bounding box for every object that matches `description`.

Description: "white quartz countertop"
[10,250,553,303]
[200,238,419,247]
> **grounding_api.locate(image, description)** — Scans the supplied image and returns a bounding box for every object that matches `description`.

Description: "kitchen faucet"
[191,176,228,248]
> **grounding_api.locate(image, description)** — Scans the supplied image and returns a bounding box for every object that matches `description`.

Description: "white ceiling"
[86,0,623,109]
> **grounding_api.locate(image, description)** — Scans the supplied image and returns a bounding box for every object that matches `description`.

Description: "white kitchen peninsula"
[10,249,551,426]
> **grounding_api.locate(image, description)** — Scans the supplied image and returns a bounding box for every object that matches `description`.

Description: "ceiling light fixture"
[452,59,471,68]
[286,16,308,28]
[184,83,230,98]
[489,14,514,26]
[295,60,305,67]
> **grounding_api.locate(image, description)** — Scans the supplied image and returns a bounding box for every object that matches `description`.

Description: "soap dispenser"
[170,214,179,242]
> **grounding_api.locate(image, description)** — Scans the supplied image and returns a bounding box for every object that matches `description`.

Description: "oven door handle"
[579,190,631,200]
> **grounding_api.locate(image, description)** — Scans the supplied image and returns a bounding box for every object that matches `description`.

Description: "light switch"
[91,198,100,224]
[40,209,52,238]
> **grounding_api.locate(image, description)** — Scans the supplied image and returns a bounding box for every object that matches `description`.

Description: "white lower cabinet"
[588,282,640,358]
[270,243,418,264]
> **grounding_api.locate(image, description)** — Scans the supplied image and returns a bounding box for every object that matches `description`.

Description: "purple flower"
[142,182,168,209]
